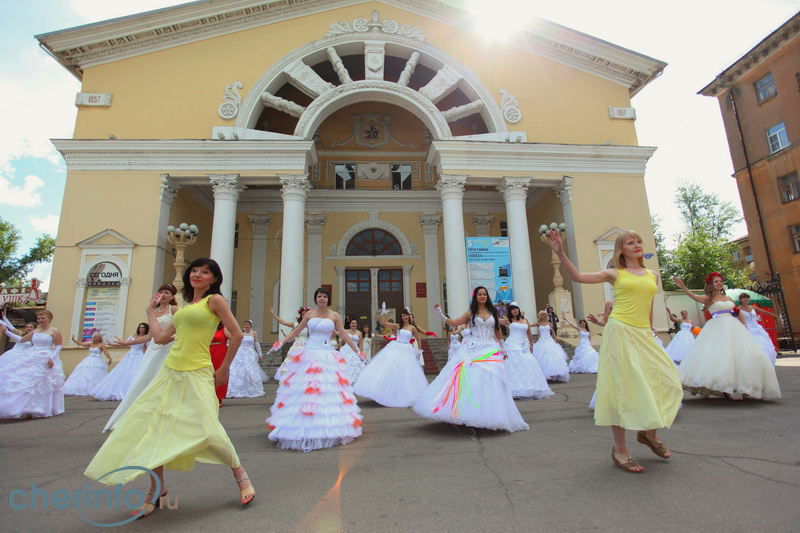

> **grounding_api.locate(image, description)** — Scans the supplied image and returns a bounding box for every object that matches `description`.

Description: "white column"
[248,214,271,333]
[420,214,442,332]
[556,176,584,317]
[498,177,537,317]
[402,265,413,312]
[335,266,347,315]
[370,267,379,332]
[472,214,494,237]
[278,175,311,335]
[436,175,469,314]
[305,214,326,305]
[154,174,179,292]
[209,174,243,302]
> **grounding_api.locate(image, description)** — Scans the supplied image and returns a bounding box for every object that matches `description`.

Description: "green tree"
[675,180,742,240]
[0,217,56,286]
[652,215,676,290]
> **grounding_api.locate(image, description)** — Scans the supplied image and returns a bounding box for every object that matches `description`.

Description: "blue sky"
[1,0,798,290]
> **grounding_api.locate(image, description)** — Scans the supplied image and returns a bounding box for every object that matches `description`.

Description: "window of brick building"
[754,72,777,102]
[335,163,356,190]
[791,225,800,253]
[766,123,789,154]
[779,172,799,203]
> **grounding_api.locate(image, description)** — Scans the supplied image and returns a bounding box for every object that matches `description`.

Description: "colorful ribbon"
[431,349,504,417]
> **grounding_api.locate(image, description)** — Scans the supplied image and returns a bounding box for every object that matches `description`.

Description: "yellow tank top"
[165,295,217,371]
[608,268,657,328]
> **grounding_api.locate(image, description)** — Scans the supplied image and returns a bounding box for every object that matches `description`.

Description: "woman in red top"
[210,322,230,406]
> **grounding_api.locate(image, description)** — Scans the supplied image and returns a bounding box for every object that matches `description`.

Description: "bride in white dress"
[93,323,150,401]
[665,311,695,364]
[413,287,529,432]
[64,333,112,395]
[674,274,780,400]
[562,315,599,374]
[532,311,570,382]
[227,322,266,398]
[499,303,553,399]
[338,319,366,385]
[266,287,363,452]
[0,309,65,418]
[0,318,36,371]
[270,306,310,382]
[738,293,778,365]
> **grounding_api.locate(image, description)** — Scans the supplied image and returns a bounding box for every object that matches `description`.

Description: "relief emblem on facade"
[329,113,415,149]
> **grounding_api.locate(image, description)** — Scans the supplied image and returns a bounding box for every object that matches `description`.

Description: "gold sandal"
[637,431,671,459]
[130,491,166,518]
[611,447,644,474]
[235,471,255,505]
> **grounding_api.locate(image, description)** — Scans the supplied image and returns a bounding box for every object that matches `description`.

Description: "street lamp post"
[166,223,199,305]
[538,222,576,339]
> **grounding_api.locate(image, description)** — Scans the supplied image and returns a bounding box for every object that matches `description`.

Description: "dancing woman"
[531,311,570,382]
[64,333,112,395]
[737,293,778,365]
[85,258,255,516]
[499,303,553,399]
[0,319,36,370]
[227,320,266,398]
[354,306,429,407]
[270,306,310,381]
[562,314,599,374]
[0,310,64,419]
[664,309,694,364]
[93,324,150,401]
[549,229,682,473]
[266,287,363,452]
[412,287,529,432]
[674,274,780,400]
[339,318,366,385]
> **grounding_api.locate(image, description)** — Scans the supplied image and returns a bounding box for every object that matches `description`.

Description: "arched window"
[346,229,402,256]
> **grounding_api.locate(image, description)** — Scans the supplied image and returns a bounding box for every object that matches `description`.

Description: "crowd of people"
[0,228,785,517]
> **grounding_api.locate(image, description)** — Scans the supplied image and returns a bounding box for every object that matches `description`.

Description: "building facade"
[38,0,668,353]
[700,12,800,342]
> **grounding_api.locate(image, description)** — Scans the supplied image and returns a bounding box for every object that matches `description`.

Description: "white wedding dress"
[0,332,64,418]
[504,322,553,399]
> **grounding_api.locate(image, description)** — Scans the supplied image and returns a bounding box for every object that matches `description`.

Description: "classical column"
[472,214,494,237]
[402,265,413,311]
[305,214,326,305]
[209,174,243,302]
[498,177,536,317]
[370,267,379,332]
[278,175,311,334]
[420,214,442,332]
[335,266,347,315]
[248,215,271,333]
[556,176,583,318]
[436,175,469,314]
[154,174,179,292]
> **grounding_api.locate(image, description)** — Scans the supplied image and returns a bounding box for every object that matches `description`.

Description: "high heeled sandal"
[235,473,255,505]
[131,491,167,518]
[611,447,644,474]
[636,431,671,458]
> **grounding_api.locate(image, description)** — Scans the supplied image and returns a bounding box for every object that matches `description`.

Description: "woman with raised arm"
[0,318,36,369]
[354,305,429,407]
[563,314,599,374]
[737,293,778,365]
[664,309,694,365]
[412,287,528,432]
[64,332,112,395]
[674,273,780,400]
[266,287,364,452]
[93,323,150,401]
[103,284,179,433]
[0,310,64,419]
[549,229,681,474]
[270,305,310,381]
[86,258,255,517]
[500,303,553,399]
[531,310,570,382]
[338,318,367,385]
[226,319,266,399]
[447,324,464,362]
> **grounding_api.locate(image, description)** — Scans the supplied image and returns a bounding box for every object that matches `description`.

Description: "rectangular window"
[754,72,777,102]
[335,163,356,190]
[744,246,753,262]
[378,269,402,292]
[766,123,789,154]
[779,172,800,203]
[391,164,413,190]
[346,269,370,292]
[791,225,800,253]
[733,250,741,261]
[499,221,508,237]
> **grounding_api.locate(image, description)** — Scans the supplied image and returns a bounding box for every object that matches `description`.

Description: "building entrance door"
[345,269,371,328]
[377,269,404,333]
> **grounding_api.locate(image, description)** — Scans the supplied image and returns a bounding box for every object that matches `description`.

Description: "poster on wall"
[82,286,119,342]
[465,237,513,303]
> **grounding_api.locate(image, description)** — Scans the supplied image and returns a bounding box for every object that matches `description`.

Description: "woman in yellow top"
[549,229,682,474]
[85,258,255,517]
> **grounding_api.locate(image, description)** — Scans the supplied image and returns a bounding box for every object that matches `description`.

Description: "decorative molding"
[75,92,112,107]
[555,176,573,205]
[397,51,420,87]
[356,162,391,180]
[326,10,425,42]
[209,174,244,202]
[329,113,415,150]
[279,174,312,203]
[311,161,321,181]
[329,243,339,256]
[435,174,467,201]
[419,214,441,234]
[248,214,272,235]
[410,243,419,255]
[159,173,180,204]
[261,92,306,118]
[471,215,494,236]
[326,46,353,84]
[419,64,462,103]
[499,89,522,124]
[441,100,484,123]
[218,81,243,119]
[305,214,327,235]
[364,40,386,81]
[402,265,413,274]
[498,177,531,203]
[334,265,347,274]
[335,216,414,257]
[76,228,136,248]
[284,59,335,99]
[608,106,636,120]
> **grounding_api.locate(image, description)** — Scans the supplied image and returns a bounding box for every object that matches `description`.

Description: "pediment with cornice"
[37,0,665,95]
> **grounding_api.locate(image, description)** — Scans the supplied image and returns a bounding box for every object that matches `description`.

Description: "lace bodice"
[88,347,102,358]
[507,322,529,345]
[538,324,552,339]
[396,329,413,344]
[241,335,255,347]
[469,315,497,343]
[743,309,761,327]
[32,332,54,349]
[680,322,693,331]
[708,300,734,313]
[305,317,335,349]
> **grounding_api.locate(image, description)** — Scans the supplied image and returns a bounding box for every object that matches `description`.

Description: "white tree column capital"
[419,214,442,234]
[498,177,531,203]
[556,176,573,205]
[209,174,244,202]
[160,174,180,204]
[305,214,327,235]
[472,214,494,237]
[436,174,467,201]
[248,214,272,236]
[279,174,312,202]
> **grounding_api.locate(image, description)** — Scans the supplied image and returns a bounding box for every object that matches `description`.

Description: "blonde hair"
[704,275,725,299]
[612,230,646,269]
[537,310,548,321]
[36,309,54,320]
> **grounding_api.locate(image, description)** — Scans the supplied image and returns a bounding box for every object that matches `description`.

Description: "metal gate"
[750,274,796,352]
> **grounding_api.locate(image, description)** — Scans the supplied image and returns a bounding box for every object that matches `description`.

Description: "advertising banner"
[82,286,119,341]
[465,237,513,303]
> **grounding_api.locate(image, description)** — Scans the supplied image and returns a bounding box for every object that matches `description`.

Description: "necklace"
[154,304,168,313]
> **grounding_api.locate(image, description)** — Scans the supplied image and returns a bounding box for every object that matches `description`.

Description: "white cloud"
[30,214,60,235]
[0,174,44,207]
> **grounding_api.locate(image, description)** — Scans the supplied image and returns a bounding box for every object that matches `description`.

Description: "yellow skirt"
[85,365,240,486]
[595,319,682,430]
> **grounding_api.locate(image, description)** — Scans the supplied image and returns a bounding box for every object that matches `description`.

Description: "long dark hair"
[157,283,178,305]
[401,308,416,327]
[470,286,500,331]
[313,287,331,306]
[182,258,223,302]
[507,303,524,321]
[137,322,150,335]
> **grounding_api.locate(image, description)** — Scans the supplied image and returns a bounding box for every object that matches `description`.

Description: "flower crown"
[297,306,311,313]
[705,272,723,284]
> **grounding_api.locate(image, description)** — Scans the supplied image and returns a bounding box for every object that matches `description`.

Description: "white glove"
[266,341,283,355]
[254,341,263,358]
[1,314,14,330]
[51,345,63,364]
[380,302,388,316]
[3,327,22,343]
[497,339,508,359]
[433,305,448,323]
